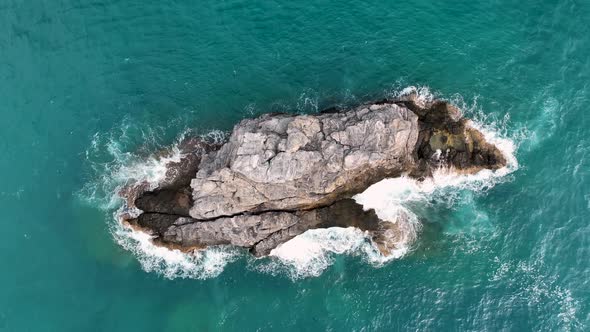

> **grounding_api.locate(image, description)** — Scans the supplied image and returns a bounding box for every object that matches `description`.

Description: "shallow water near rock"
[1,0,589,330]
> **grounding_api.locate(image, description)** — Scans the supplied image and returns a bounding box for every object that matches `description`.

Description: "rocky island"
[119,93,506,257]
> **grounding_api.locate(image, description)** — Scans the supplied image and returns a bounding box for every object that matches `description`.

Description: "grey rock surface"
[190,103,419,219]
[121,97,507,257]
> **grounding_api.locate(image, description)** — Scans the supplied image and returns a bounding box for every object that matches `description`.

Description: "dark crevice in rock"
[319,106,342,114]
[134,187,193,217]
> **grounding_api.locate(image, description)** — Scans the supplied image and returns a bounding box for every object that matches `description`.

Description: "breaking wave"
[257,227,379,279]
[115,223,240,279]
[79,86,519,280]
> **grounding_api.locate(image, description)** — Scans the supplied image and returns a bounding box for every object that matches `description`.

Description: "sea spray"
[114,219,240,279]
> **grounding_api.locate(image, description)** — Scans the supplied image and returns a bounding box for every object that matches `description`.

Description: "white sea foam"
[267,227,369,278]
[113,220,240,279]
[297,89,319,113]
[396,85,435,107]
[252,226,400,280]
[82,86,519,280]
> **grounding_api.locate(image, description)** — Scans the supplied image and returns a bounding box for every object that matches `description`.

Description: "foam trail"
[524,97,560,150]
[114,221,240,279]
[268,227,369,278]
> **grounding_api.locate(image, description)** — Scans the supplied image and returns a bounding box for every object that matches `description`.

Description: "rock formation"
[120,93,506,257]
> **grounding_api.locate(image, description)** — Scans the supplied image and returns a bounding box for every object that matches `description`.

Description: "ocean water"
[1,0,589,330]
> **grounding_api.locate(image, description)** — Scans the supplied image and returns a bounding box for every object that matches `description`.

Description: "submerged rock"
[120,96,506,257]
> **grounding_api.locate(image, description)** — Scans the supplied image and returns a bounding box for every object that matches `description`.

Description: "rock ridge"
[120,94,506,257]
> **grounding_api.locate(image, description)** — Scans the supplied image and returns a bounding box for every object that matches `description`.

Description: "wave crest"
[114,223,240,279]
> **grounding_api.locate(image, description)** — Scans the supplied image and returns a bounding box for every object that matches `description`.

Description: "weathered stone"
[119,97,507,257]
[160,212,301,248]
[190,103,419,220]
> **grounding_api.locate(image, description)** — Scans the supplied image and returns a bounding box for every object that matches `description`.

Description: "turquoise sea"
[1,0,589,330]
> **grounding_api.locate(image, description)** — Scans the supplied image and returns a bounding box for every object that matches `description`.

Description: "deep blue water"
[1,0,589,330]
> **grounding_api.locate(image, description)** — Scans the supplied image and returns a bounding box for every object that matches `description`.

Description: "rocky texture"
[120,94,506,257]
[189,102,419,220]
[128,198,390,256]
